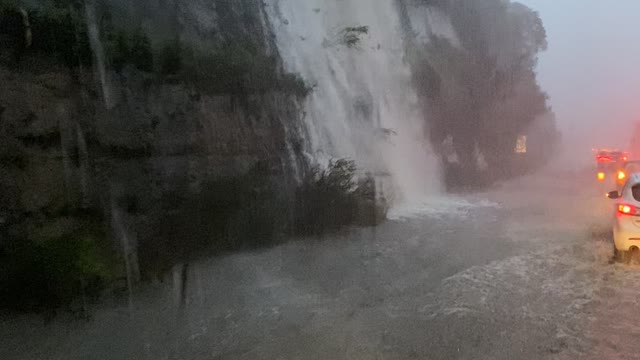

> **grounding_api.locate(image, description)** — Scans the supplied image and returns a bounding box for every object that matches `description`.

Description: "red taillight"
[623,156,629,161]
[618,171,626,181]
[618,204,639,216]
[597,172,605,181]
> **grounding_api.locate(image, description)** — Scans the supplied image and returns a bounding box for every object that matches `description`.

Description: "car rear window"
[632,185,640,202]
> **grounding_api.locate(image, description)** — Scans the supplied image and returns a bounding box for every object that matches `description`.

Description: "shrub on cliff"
[176,41,311,96]
[339,25,369,49]
[293,159,385,235]
[0,218,118,313]
[278,72,312,97]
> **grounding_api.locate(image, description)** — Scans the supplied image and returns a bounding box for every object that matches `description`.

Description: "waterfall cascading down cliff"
[85,0,113,109]
[265,0,442,204]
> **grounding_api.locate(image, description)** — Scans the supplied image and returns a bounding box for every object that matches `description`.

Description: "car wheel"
[614,249,631,264]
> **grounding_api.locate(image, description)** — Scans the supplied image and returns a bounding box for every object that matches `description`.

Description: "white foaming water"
[266,0,442,203]
[387,197,500,221]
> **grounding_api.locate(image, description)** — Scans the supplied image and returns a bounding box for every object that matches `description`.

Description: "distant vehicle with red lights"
[595,149,628,183]
[595,149,628,163]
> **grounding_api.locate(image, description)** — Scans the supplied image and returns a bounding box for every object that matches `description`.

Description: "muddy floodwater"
[2,170,637,360]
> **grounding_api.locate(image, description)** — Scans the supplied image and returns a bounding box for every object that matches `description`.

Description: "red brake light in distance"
[618,204,639,216]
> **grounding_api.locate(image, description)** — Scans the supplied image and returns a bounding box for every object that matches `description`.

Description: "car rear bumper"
[613,217,640,251]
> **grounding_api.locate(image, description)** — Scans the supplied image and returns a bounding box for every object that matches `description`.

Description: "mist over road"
[2,170,634,360]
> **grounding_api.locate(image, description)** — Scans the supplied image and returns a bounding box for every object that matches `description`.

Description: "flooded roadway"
[2,170,638,359]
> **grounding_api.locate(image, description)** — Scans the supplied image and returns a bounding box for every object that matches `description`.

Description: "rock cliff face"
[0,65,304,215]
[0,0,309,288]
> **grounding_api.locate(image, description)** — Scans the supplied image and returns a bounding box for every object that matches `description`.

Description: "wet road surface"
[2,171,638,359]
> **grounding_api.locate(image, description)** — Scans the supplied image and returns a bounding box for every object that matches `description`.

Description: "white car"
[608,173,640,261]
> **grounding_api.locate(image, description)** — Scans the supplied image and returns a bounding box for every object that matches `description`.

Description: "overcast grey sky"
[518,0,640,161]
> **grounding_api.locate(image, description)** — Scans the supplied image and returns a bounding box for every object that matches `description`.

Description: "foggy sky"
[518,0,640,163]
